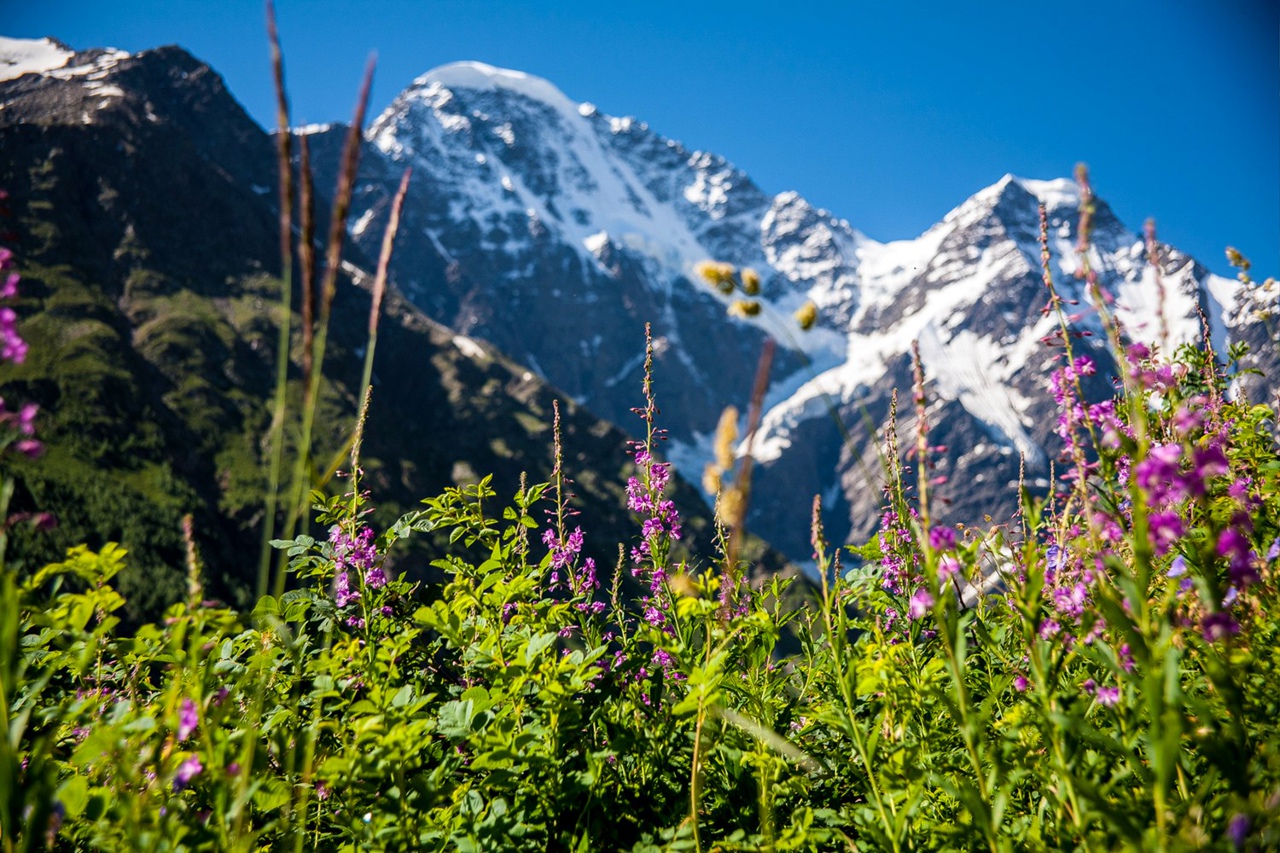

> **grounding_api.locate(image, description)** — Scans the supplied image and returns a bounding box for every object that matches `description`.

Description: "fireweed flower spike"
[626,325,682,631]
[329,524,387,615]
[0,244,25,364]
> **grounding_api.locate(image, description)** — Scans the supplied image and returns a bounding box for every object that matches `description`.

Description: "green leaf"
[58,774,89,818]
[525,631,558,662]
[461,686,491,713]
[122,715,156,734]
[391,685,414,708]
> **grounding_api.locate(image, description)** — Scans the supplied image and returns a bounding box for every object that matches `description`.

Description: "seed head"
[794,300,818,331]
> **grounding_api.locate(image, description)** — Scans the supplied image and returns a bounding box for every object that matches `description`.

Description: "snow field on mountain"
[0,36,74,82]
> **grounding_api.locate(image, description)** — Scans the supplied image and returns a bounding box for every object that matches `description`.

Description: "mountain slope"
[0,40,768,619]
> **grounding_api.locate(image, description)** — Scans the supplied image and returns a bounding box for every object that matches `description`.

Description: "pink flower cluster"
[542,525,604,615]
[0,239,41,458]
[626,442,681,630]
[329,525,388,626]
[0,246,25,364]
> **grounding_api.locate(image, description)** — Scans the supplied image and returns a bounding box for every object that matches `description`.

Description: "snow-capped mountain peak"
[0,36,130,86]
[412,60,579,113]
[358,59,778,292]
[325,64,1258,560]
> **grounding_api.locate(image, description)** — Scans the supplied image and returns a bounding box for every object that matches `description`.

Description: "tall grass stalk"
[274,55,374,600]
[357,167,411,403]
[256,0,295,601]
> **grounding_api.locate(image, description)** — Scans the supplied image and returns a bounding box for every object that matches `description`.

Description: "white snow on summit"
[0,36,73,82]
[369,60,740,288]
[0,37,131,101]
[418,61,580,114]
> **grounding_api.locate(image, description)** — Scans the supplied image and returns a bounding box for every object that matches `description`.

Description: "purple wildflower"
[1228,813,1250,850]
[1194,444,1230,478]
[546,526,585,573]
[1201,611,1240,643]
[333,570,359,608]
[330,525,378,573]
[174,755,203,791]
[16,403,37,435]
[625,476,652,514]
[641,517,664,540]
[928,526,957,551]
[1186,443,1230,496]
[1148,511,1184,556]
[1134,444,1183,503]
[1045,544,1067,581]
[14,438,42,458]
[1173,402,1204,436]
[650,461,670,493]
[1228,478,1251,501]
[1217,527,1259,588]
[0,307,26,364]
[0,248,17,310]
[907,587,934,621]
[178,698,199,741]
[1052,582,1089,618]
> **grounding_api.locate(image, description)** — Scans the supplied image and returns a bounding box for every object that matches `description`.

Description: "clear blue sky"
[8,0,1278,277]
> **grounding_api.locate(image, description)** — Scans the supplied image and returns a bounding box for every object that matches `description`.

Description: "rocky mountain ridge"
[319,59,1270,558]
